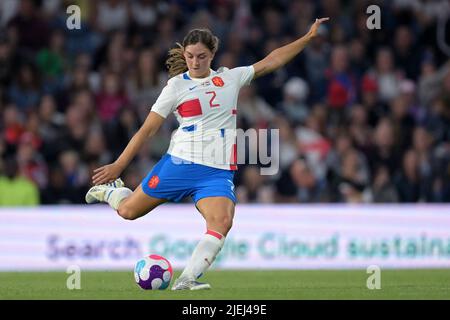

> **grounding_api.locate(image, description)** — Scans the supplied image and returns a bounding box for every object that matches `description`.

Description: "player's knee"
[117,203,139,220]
[209,214,233,233]
[222,217,233,233]
[224,215,233,231]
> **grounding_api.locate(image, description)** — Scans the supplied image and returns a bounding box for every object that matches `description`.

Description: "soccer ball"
[134,254,173,290]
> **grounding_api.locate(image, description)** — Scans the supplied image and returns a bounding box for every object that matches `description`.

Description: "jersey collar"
[183,69,216,81]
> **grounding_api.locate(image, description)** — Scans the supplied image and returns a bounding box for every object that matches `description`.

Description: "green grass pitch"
[1,269,449,300]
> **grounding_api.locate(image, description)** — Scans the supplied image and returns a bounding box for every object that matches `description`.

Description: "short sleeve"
[150,83,177,118]
[228,66,255,88]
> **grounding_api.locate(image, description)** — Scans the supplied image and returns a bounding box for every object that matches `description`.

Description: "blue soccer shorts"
[141,154,236,204]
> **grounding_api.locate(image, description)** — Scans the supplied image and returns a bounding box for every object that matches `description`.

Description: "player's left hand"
[307,17,330,38]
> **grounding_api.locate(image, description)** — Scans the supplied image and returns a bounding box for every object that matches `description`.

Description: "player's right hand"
[92,163,123,185]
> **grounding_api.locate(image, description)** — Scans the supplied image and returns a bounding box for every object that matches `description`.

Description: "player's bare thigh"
[117,185,168,220]
[196,196,235,236]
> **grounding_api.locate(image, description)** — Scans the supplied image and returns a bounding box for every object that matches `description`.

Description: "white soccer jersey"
[151,66,255,170]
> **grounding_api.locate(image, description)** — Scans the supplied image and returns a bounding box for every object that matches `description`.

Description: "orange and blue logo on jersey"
[212,76,224,87]
[148,175,160,189]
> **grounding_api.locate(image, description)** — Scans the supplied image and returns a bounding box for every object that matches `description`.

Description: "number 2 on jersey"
[206,91,220,108]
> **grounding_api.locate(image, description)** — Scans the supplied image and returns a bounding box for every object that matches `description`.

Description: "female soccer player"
[86,18,329,290]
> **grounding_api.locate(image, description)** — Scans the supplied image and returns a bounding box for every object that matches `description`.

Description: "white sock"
[104,187,132,210]
[180,230,225,280]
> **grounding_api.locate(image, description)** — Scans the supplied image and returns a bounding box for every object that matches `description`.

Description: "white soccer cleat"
[85,178,124,204]
[171,277,211,291]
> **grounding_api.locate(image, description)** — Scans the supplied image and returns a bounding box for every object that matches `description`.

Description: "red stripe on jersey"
[206,229,224,240]
[230,143,237,170]
[177,99,202,117]
[231,109,237,115]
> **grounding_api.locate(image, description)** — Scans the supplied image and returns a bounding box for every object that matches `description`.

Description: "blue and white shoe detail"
[85,178,124,204]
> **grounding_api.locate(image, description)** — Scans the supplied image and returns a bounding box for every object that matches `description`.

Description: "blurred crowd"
[0,0,450,206]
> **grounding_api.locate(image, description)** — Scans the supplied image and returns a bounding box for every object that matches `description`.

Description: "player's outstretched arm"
[252,17,329,79]
[92,111,165,185]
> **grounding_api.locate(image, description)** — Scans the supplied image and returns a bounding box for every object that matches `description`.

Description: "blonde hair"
[165,28,219,78]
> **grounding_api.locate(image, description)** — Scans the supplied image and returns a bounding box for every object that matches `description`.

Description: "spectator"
[255,38,288,107]
[418,59,450,108]
[276,158,325,203]
[16,132,47,189]
[326,131,354,178]
[393,25,422,80]
[398,78,425,123]
[394,149,432,202]
[360,74,384,127]
[425,97,450,145]
[272,115,299,171]
[330,148,371,203]
[36,28,66,94]
[95,70,129,122]
[40,165,77,204]
[295,113,331,181]
[58,103,90,153]
[369,47,402,103]
[93,0,130,33]
[126,48,166,122]
[7,0,50,53]
[237,84,275,130]
[83,129,112,165]
[412,126,435,180]
[348,104,372,152]
[236,165,274,203]
[326,45,357,125]
[8,63,41,112]
[104,107,141,158]
[389,93,416,152]
[58,149,89,203]
[2,103,25,151]
[130,0,160,33]
[303,23,330,102]
[64,65,92,98]
[278,77,310,125]
[348,38,370,82]
[0,156,39,206]
[371,165,399,203]
[37,94,64,162]
[210,1,234,41]
[0,0,19,27]
[0,33,18,87]
[365,117,401,176]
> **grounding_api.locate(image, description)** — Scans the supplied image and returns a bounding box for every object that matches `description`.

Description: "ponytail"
[166,43,188,78]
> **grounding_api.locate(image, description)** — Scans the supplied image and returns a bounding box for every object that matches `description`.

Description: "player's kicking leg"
[85,179,167,219]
